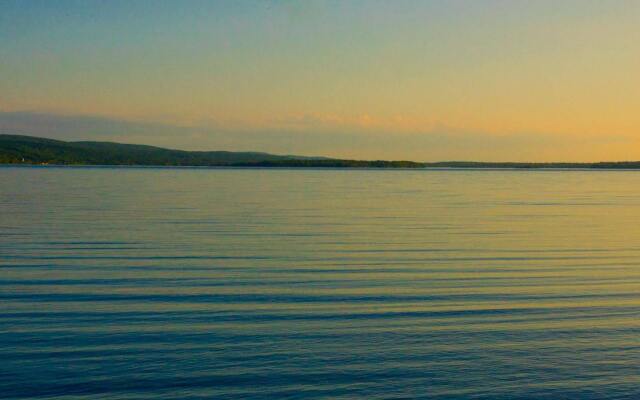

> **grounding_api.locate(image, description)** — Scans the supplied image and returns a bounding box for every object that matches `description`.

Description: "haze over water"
[3,167,640,399]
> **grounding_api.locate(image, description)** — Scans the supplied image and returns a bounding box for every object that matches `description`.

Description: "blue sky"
[1,1,638,161]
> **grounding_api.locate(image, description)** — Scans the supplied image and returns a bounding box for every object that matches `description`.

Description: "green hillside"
[3,134,640,169]
[0,135,323,166]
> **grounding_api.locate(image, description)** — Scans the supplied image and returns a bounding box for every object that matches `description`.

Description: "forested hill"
[0,134,426,167]
[0,134,328,166]
[3,134,640,169]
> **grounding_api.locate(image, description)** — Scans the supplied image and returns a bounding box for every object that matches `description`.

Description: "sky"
[1,0,639,161]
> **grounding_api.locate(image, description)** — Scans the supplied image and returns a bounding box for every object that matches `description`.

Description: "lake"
[2,166,640,399]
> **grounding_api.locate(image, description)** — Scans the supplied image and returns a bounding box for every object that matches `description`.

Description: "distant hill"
[0,134,426,168]
[3,134,640,169]
[0,135,330,166]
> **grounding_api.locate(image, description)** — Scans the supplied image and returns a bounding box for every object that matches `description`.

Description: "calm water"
[3,166,640,399]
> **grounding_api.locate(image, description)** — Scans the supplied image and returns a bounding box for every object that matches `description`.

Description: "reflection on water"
[2,166,640,399]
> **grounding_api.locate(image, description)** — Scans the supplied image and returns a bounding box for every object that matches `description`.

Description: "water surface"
[2,167,640,399]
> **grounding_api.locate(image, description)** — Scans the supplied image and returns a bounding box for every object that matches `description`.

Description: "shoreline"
[4,163,640,171]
